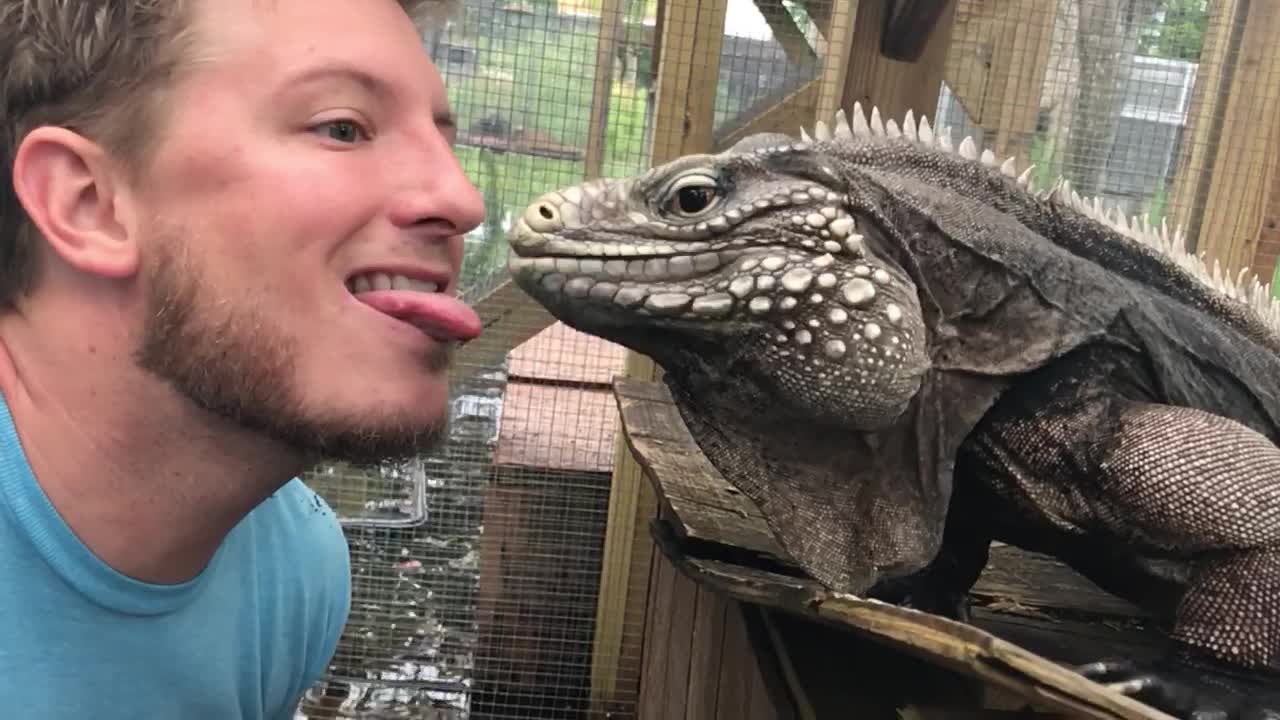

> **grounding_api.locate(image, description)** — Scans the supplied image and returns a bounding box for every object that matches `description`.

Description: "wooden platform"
[612,377,1177,720]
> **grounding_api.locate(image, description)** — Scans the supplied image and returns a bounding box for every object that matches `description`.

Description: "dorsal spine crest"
[789,102,1280,338]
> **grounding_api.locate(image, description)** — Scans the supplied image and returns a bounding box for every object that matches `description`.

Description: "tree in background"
[1140,0,1208,60]
[1062,0,1163,198]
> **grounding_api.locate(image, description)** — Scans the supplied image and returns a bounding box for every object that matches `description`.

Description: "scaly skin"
[506,104,1280,718]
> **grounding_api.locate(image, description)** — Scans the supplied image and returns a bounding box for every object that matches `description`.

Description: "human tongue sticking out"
[353,281,482,342]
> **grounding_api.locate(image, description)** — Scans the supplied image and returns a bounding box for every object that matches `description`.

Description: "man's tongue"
[355,290,482,342]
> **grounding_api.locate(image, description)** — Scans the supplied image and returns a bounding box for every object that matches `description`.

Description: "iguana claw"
[1075,657,1280,720]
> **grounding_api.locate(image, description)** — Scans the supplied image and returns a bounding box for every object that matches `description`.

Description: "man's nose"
[387,138,486,236]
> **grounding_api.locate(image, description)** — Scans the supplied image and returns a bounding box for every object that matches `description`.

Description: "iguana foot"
[1075,656,1280,720]
[865,574,973,622]
[899,586,971,623]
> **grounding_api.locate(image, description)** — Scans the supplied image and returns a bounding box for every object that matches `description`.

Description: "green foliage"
[1146,177,1169,230]
[1140,0,1209,61]
[1027,130,1062,191]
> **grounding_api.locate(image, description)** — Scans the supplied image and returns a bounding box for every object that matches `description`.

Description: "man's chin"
[284,415,451,467]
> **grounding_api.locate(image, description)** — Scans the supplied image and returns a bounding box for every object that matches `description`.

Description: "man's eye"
[318,119,367,144]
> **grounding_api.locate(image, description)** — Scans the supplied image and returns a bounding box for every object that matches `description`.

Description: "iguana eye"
[662,174,721,218]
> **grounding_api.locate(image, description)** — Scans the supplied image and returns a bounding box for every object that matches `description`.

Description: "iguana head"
[506,114,932,431]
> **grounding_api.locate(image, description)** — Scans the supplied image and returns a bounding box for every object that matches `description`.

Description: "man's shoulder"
[248,478,351,563]
[238,478,352,698]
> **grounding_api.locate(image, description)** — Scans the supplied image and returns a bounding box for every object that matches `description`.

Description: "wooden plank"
[840,0,958,123]
[637,542,674,720]
[1166,0,1243,258]
[657,533,1172,720]
[592,0,728,706]
[1167,0,1280,274]
[740,605,797,720]
[974,544,1147,620]
[713,602,756,720]
[453,279,554,382]
[751,0,817,66]
[649,0,729,163]
[614,381,795,565]
[1186,2,1280,272]
[883,0,956,62]
[584,0,627,180]
[813,0,858,124]
[715,80,820,150]
[943,0,1058,162]
[684,584,730,720]
[588,373,659,712]
[662,563,700,720]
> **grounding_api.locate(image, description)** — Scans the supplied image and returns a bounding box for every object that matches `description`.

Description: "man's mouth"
[345,271,482,343]
[347,271,442,294]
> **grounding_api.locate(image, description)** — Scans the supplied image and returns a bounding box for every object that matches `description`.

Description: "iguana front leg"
[966,397,1280,718]
[865,477,993,622]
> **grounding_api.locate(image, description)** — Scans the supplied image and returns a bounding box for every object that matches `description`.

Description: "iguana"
[505,103,1280,718]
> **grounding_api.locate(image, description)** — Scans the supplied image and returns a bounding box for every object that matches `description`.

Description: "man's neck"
[0,309,307,585]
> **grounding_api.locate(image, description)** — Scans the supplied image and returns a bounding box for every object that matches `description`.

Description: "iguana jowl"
[506,104,1280,718]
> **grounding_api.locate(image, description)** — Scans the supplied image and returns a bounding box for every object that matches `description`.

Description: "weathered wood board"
[612,377,1175,720]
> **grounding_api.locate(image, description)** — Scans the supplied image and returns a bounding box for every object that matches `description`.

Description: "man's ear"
[11,126,139,280]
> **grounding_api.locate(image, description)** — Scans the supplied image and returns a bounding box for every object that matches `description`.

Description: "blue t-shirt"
[0,396,352,719]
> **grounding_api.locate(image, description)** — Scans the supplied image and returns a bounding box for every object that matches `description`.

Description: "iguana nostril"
[522,198,563,233]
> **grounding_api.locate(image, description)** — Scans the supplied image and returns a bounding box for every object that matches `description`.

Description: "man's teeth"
[348,272,441,293]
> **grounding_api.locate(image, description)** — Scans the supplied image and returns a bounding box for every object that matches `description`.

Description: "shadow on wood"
[612,377,1177,720]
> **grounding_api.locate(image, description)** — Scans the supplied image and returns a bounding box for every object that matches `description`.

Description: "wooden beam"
[587,350,661,713]
[451,279,553,381]
[841,0,959,123]
[714,0,859,150]
[943,0,1059,162]
[882,0,956,62]
[813,0,859,125]
[583,0,627,180]
[648,0,729,162]
[752,0,817,67]
[1168,0,1280,274]
[590,0,728,711]
[715,79,820,150]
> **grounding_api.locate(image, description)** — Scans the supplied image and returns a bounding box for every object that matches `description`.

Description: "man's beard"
[133,239,452,467]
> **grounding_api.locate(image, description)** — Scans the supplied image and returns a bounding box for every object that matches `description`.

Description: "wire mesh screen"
[941,0,1280,281]
[294,0,1280,717]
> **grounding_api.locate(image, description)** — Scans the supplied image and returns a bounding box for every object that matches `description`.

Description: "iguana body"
[506,104,1280,717]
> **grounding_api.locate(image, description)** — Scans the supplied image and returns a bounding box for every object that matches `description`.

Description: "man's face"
[129,0,485,464]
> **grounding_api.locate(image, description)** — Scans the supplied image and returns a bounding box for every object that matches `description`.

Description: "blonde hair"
[0,0,445,306]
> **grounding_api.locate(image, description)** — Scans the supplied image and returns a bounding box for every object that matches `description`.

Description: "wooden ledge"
[612,377,1175,720]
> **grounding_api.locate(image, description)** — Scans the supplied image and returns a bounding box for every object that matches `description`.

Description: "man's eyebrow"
[280,62,460,134]
[280,62,390,97]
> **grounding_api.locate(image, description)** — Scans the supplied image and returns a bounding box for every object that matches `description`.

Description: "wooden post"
[714,0,857,149]
[589,0,729,711]
[944,0,1059,162]
[584,0,627,180]
[1168,0,1280,274]
[839,0,960,123]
